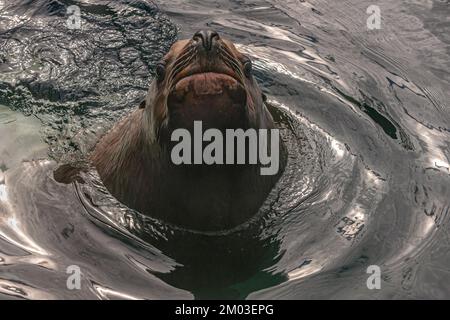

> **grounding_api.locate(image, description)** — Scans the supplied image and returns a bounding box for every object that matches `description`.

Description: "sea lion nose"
[193,30,220,51]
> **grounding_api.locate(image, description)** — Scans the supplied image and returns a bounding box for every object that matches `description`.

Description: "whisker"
[219,47,244,80]
[170,47,195,74]
[167,46,196,85]
[218,45,241,68]
[168,54,196,88]
[173,46,195,66]
[170,51,195,78]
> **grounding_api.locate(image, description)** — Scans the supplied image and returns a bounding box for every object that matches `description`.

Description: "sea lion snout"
[165,31,250,130]
[193,30,220,52]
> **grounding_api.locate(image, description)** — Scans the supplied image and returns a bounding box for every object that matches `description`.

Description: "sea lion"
[91,30,286,231]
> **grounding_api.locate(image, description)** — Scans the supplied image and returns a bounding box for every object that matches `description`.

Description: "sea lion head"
[90,30,285,231]
[142,30,269,143]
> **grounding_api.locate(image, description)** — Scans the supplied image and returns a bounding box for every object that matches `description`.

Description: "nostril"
[210,31,219,40]
[193,30,206,47]
[193,31,204,42]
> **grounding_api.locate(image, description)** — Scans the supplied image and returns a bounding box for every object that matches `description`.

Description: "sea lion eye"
[243,60,252,77]
[155,63,166,82]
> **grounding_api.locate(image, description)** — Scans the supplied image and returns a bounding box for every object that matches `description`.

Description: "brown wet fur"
[90,31,286,231]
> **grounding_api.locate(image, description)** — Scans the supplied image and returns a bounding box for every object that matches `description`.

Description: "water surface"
[0,0,449,299]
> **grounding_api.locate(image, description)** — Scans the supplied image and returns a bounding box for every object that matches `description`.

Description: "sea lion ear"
[139,100,146,109]
[262,93,267,102]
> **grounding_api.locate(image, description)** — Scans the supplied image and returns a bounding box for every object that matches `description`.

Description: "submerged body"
[91,30,286,231]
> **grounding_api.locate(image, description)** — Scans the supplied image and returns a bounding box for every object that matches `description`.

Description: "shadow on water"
[148,230,285,299]
[57,154,288,300]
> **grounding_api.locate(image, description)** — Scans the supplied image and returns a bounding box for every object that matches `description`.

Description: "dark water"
[0,0,449,299]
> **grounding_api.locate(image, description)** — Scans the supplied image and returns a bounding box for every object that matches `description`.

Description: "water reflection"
[0,0,450,299]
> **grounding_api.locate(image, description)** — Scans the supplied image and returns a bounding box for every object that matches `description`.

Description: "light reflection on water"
[0,0,449,299]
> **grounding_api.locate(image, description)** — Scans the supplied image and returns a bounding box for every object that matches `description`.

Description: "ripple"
[1,0,450,300]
